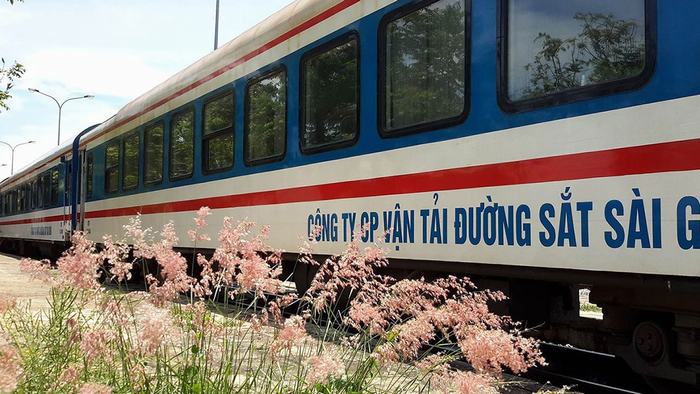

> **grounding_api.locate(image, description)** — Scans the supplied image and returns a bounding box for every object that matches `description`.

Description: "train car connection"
[1,0,699,389]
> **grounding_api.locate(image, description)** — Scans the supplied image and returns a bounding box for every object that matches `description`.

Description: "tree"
[0,58,25,112]
[523,12,645,99]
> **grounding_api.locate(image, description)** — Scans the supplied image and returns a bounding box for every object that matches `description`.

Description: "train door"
[78,149,88,232]
[62,157,72,241]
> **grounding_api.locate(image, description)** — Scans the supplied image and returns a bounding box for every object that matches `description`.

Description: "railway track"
[525,343,654,394]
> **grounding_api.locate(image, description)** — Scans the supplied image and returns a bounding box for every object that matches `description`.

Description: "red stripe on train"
[1,138,699,226]
[85,138,700,219]
[0,214,69,226]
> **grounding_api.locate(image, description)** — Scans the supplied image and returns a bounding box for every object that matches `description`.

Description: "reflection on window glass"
[51,168,59,206]
[86,153,94,198]
[203,93,234,172]
[207,133,234,171]
[170,109,194,180]
[507,0,646,101]
[144,122,163,184]
[30,181,36,209]
[246,70,286,163]
[105,141,120,194]
[123,132,140,190]
[303,37,358,150]
[204,93,234,136]
[40,173,50,207]
[384,0,466,131]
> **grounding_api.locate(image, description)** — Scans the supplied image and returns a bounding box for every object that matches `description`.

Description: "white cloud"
[20,48,174,99]
[0,0,295,180]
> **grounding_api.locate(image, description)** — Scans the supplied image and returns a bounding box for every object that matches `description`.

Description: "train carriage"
[2,0,700,388]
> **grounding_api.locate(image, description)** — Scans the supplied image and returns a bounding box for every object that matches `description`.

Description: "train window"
[105,140,120,194]
[380,0,468,135]
[86,152,94,198]
[203,92,234,173]
[19,186,25,212]
[170,109,194,180]
[245,69,286,165]
[144,122,164,185]
[50,168,59,206]
[122,131,140,190]
[38,173,46,208]
[500,0,652,111]
[31,181,37,210]
[25,183,31,211]
[301,35,359,153]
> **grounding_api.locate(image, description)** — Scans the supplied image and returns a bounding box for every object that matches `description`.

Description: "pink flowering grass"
[3,209,546,393]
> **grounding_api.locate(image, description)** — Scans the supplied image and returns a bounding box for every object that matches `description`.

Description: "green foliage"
[123,132,140,190]
[523,12,645,99]
[144,123,164,184]
[171,109,195,178]
[247,71,286,162]
[302,39,358,149]
[384,0,465,130]
[0,58,25,112]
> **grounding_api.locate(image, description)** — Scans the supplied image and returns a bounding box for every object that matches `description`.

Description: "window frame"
[122,130,140,191]
[299,32,361,155]
[143,120,165,186]
[378,0,471,138]
[244,66,288,167]
[202,90,236,174]
[496,0,657,113]
[104,139,121,194]
[169,107,196,182]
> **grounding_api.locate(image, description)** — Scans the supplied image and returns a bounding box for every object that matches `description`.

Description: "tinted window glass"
[105,141,120,194]
[51,168,59,206]
[383,0,466,132]
[507,0,646,102]
[170,109,194,180]
[203,93,234,172]
[123,131,140,190]
[39,173,49,207]
[144,122,163,185]
[204,93,234,136]
[86,153,94,198]
[302,37,359,151]
[246,70,286,163]
[206,134,234,171]
[30,181,37,209]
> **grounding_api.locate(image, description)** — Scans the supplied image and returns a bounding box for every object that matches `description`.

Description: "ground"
[0,252,51,313]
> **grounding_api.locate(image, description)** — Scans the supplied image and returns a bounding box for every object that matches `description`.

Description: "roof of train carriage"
[1,0,346,190]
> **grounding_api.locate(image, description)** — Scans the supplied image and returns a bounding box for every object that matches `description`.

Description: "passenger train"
[1,0,699,388]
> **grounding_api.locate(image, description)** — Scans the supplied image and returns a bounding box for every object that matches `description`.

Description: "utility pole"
[214,0,220,50]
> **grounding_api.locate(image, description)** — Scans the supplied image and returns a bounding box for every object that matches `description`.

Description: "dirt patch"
[0,253,52,313]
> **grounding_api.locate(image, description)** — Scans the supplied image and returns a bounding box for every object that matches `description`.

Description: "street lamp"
[0,140,35,175]
[28,88,94,146]
[214,0,220,50]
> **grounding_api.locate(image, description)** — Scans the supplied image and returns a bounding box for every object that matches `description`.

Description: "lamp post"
[28,88,94,146]
[214,0,220,50]
[0,140,35,175]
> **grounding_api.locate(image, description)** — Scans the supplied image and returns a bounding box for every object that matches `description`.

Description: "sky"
[0,0,294,180]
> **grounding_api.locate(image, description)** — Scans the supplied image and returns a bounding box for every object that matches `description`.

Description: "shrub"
[3,208,544,393]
